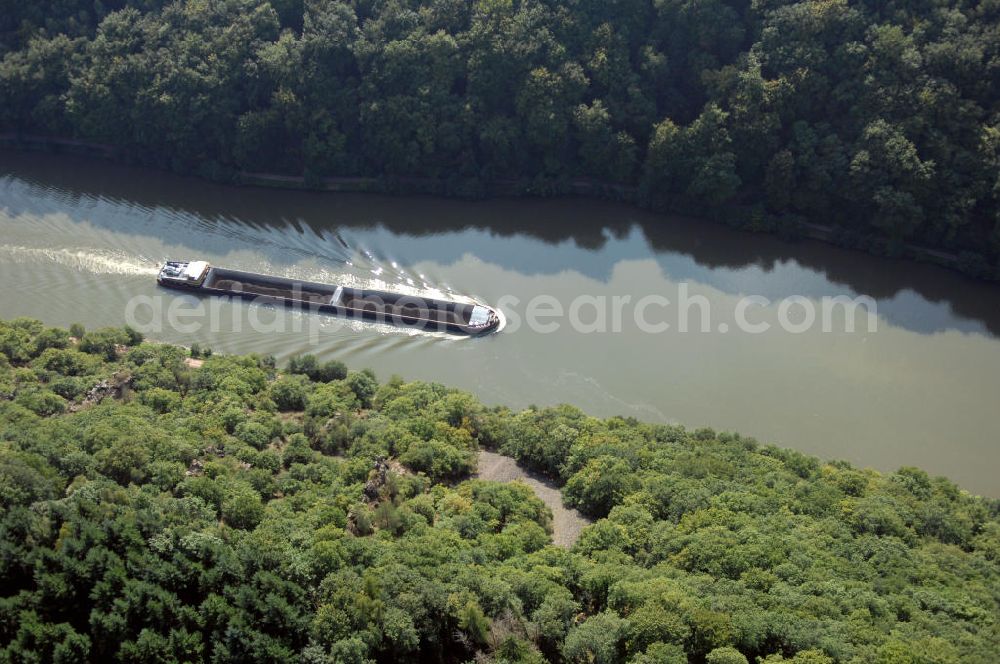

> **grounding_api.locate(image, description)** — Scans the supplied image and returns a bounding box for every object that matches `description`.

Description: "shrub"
[122,325,143,346]
[0,326,33,364]
[222,491,265,530]
[564,456,640,517]
[139,387,182,414]
[346,370,378,408]
[235,421,271,450]
[706,646,749,664]
[33,328,70,355]
[399,440,474,482]
[34,348,98,376]
[631,642,687,664]
[79,328,130,361]
[15,389,66,416]
[282,433,314,468]
[306,382,358,419]
[319,360,348,382]
[48,376,88,400]
[563,611,625,664]
[288,354,319,379]
[270,375,309,411]
[289,354,349,382]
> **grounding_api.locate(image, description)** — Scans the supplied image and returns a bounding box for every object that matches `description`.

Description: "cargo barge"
[157,260,501,335]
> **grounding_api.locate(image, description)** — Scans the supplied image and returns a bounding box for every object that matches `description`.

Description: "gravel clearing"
[475,450,592,548]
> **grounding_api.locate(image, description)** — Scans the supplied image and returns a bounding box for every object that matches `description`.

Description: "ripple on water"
[0,245,160,276]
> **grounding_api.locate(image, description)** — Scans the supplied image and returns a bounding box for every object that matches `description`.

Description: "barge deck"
[157,260,500,336]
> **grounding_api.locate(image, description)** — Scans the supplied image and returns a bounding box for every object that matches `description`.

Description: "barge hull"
[160,265,497,335]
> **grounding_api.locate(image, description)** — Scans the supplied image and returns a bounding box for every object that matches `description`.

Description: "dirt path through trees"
[476,450,592,548]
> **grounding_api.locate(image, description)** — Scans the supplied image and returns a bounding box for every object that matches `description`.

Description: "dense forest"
[0,317,998,662]
[1,0,999,274]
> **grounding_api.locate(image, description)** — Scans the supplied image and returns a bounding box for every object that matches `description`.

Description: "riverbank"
[1,135,993,282]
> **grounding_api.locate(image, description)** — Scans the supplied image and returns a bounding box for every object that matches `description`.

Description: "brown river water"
[2,151,999,495]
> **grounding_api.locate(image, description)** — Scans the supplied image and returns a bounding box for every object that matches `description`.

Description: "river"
[2,151,999,495]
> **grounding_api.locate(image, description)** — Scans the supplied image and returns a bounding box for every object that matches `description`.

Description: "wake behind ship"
[157,261,501,336]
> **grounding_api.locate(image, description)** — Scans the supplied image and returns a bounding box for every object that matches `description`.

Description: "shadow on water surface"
[2,149,999,337]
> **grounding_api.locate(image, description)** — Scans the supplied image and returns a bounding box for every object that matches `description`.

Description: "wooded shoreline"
[1,134,983,282]
[1,318,998,662]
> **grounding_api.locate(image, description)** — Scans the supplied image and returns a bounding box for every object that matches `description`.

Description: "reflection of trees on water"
[3,151,999,336]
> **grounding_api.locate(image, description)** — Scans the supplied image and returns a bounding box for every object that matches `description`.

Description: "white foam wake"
[0,244,159,276]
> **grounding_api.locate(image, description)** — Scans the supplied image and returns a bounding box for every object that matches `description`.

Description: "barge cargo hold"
[157,260,501,336]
